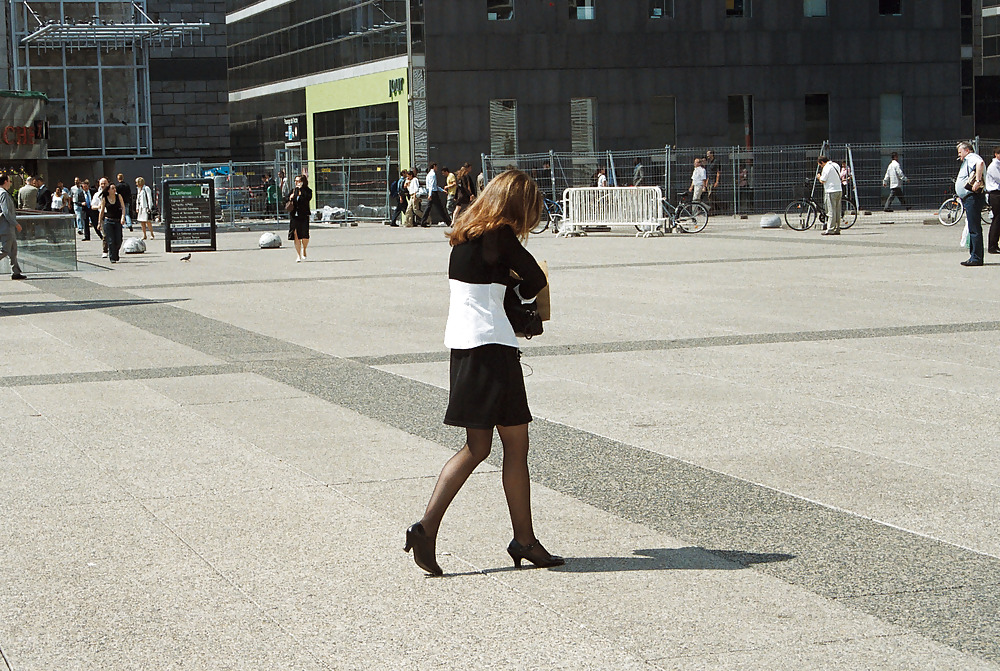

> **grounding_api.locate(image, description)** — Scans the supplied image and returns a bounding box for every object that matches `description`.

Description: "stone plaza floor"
[2,211,999,669]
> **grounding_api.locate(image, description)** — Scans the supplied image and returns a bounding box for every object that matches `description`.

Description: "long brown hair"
[447,169,541,246]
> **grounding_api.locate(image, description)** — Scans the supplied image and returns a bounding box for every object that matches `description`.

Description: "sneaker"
[296,257,301,263]
[11,273,27,280]
[101,252,108,258]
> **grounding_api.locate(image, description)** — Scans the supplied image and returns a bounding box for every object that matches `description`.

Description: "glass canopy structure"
[9,1,207,158]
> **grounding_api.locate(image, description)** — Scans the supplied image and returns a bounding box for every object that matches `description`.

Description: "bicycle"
[530,197,564,234]
[660,193,709,233]
[784,182,858,231]
[938,190,993,227]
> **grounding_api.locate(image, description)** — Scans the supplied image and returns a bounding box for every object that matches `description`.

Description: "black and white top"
[444,225,546,350]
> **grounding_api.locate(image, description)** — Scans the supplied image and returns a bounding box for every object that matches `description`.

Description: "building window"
[569,0,595,20]
[490,99,518,156]
[649,0,674,18]
[880,94,903,145]
[804,94,829,144]
[804,0,827,17]
[570,98,598,153]
[487,0,514,20]
[726,0,750,17]
[649,95,676,146]
[962,59,974,116]
[878,0,901,15]
[728,95,754,148]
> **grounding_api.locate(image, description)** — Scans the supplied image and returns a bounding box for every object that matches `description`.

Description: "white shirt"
[956,152,984,198]
[820,162,842,193]
[691,166,707,187]
[987,158,1000,193]
[51,193,64,210]
[597,173,608,187]
[883,160,906,189]
[426,169,440,193]
[407,176,420,196]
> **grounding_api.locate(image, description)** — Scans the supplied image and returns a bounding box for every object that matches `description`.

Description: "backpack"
[389,177,400,198]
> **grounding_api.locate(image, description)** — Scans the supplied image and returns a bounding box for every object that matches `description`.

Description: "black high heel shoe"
[404,522,443,576]
[507,539,565,568]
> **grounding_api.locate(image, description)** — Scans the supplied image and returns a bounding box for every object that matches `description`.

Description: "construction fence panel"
[483,139,976,217]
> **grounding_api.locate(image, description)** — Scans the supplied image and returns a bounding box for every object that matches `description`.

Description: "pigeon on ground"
[180,253,191,262]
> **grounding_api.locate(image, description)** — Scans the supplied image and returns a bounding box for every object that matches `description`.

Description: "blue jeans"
[963,192,986,262]
[74,205,86,233]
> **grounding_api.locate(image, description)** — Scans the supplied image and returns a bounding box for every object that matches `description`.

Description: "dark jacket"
[289,186,312,220]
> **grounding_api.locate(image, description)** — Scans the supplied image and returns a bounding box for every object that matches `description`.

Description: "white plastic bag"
[961,222,971,249]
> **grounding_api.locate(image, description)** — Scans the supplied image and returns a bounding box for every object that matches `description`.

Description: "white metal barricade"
[557,186,665,237]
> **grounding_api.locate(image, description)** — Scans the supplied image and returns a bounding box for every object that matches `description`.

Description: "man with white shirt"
[882,152,909,212]
[424,163,451,226]
[956,141,986,266]
[689,158,707,202]
[816,155,843,236]
[0,173,27,280]
[985,146,1000,255]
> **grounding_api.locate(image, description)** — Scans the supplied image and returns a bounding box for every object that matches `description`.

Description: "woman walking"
[98,184,126,264]
[287,174,312,262]
[135,177,154,239]
[451,163,476,222]
[405,170,562,576]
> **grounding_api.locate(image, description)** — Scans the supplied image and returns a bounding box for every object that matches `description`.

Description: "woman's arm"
[497,227,546,300]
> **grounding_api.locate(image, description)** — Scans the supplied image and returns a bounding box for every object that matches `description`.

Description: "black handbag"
[504,285,543,339]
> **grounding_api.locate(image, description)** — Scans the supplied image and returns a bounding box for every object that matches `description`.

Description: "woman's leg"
[419,428,493,537]
[496,423,534,546]
[293,230,302,260]
[301,236,309,257]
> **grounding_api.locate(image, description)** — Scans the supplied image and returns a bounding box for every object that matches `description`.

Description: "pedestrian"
[425,163,451,226]
[81,179,101,242]
[18,176,38,210]
[444,166,457,219]
[404,169,562,577]
[35,176,50,211]
[882,152,909,212]
[632,157,644,187]
[689,158,707,202]
[840,160,853,203]
[116,173,134,232]
[704,150,721,209]
[71,177,86,234]
[404,169,422,227]
[816,155,843,236]
[287,174,312,262]
[50,187,67,211]
[957,140,987,266]
[476,171,485,196]
[135,177,154,240]
[92,177,110,255]
[452,163,476,222]
[389,170,406,226]
[0,173,27,280]
[596,167,608,187]
[98,183,126,264]
[986,147,1000,255]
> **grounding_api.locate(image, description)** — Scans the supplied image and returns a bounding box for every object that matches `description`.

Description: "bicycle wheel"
[840,199,858,230]
[784,200,817,231]
[938,198,963,226]
[675,202,709,233]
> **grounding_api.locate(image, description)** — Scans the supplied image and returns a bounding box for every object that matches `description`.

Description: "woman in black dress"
[287,175,312,262]
[98,184,126,264]
[405,170,563,576]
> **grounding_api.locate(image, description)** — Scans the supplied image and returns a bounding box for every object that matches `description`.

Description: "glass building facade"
[227,0,422,164]
[9,0,152,158]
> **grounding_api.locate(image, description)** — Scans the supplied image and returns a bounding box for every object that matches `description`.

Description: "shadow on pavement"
[0,298,187,316]
[441,547,796,577]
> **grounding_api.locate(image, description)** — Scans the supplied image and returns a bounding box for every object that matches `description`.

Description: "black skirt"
[444,344,531,429]
[289,215,310,240]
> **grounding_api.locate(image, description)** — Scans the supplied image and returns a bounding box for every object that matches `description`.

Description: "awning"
[18,2,207,49]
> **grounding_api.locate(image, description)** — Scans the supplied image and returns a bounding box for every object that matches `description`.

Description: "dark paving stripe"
[25,276,1000,663]
[0,364,248,388]
[355,320,1000,367]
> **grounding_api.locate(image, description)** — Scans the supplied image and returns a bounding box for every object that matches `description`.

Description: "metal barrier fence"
[484,139,988,216]
[155,157,394,225]
[560,186,663,237]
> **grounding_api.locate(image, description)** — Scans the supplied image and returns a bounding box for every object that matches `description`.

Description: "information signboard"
[163,179,216,253]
